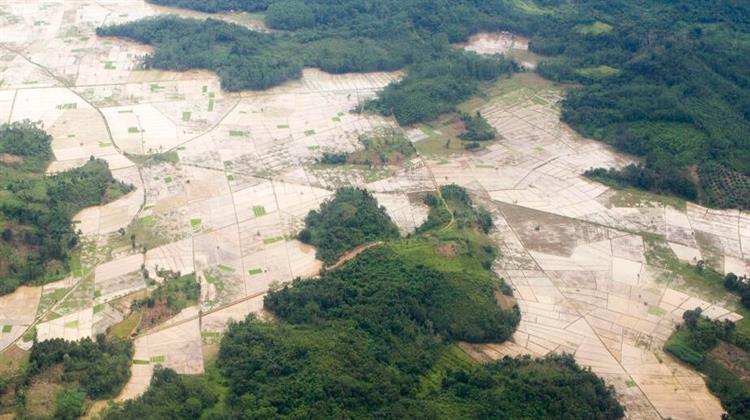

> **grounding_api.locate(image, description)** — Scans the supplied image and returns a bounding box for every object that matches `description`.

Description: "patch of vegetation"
[698,162,750,209]
[0,335,132,417]
[0,121,133,296]
[319,127,415,166]
[458,111,496,142]
[132,271,200,330]
[108,311,141,340]
[252,206,266,217]
[724,272,750,310]
[125,150,179,166]
[585,164,698,202]
[418,185,494,235]
[665,308,750,418]
[298,187,399,265]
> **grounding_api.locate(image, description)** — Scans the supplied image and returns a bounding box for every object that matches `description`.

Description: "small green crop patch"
[182,111,191,121]
[103,61,115,69]
[332,117,341,122]
[624,379,637,388]
[304,129,316,136]
[133,359,150,365]
[202,85,207,93]
[150,355,166,363]
[227,174,235,181]
[248,268,264,275]
[208,98,215,111]
[128,127,140,133]
[218,264,235,273]
[164,176,173,183]
[94,289,102,299]
[647,305,666,317]
[208,92,215,98]
[56,103,77,110]
[229,130,247,137]
[253,206,266,217]
[98,141,112,147]
[263,236,284,245]
[64,320,79,328]
[190,218,202,227]
[2,325,11,333]
[93,304,105,314]
[277,124,289,129]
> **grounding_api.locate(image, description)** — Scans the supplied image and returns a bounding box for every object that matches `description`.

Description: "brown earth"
[26,364,65,418]
[0,153,22,166]
[140,301,175,330]
[710,342,750,381]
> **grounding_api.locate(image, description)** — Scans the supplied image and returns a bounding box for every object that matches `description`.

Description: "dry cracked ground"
[0,2,748,419]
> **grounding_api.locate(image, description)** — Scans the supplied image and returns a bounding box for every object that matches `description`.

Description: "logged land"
[0,0,749,419]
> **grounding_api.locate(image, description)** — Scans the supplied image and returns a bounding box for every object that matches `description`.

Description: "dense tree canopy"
[26,335,133,400]
[297,187,399,265]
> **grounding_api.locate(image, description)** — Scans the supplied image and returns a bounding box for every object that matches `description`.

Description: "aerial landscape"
[0,0,749,419]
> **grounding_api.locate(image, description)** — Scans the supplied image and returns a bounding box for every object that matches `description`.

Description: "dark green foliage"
[418,185,494,234]
[0,122,132,295]
[54,388,86,420]
[265,1,314,30]
[0,120,53,172]
[298,187,399,264]
[103,367,225,419]
[723,272,750,310]
[459,111,496,142]
[99,1,519,123]
[438,354,624,419]
[584,164,698,201]
[266,246,518,343]
[699,162,750,209]
[27,335,133,399]
[365,53,517,125]
[418,192,452,232]
[96,17,303,91]
[483,1,750,208]
[132,271,200,313]
[147,0,270,13]
[321,128,416,166]
[318,151,346,165]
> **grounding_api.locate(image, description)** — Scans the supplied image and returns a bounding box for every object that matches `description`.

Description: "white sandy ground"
[1,3,748,418]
